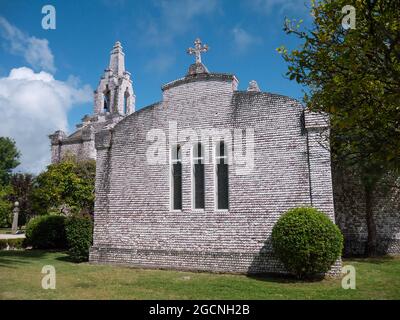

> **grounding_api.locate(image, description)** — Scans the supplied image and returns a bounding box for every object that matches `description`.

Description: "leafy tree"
[9,173,34,226]
[278,0,400,255]
[31,157,95,216]
[0,137,20,186]
[0,185,13,227]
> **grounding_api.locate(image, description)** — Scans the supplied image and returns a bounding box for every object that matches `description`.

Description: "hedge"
[65,213,93,262]
[25,215,67,249]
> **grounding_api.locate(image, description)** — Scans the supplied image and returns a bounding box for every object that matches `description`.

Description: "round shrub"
[65,213,93,262]
[25,215,67,249]
[271,207,343,278]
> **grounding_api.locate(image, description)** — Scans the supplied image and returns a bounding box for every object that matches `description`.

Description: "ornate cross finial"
[187,38,209,64]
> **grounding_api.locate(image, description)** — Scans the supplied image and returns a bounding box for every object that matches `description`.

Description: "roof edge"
[162,72,237,91]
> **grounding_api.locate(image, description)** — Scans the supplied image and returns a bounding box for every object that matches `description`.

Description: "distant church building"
[49,41,135,163]
[50,39,399,274]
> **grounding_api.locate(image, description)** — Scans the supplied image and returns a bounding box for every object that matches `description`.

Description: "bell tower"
[94,41,135,115]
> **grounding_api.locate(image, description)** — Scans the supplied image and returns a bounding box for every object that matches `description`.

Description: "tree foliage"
[0,137,20,227]
[9,173,34,226]
[0,137,20,186]
[278,0,400,255]
[0,185,13,227]
[31,157,96,216]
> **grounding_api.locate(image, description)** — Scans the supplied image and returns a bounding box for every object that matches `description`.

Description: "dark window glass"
[219,141,225,158]
[217,163,229,209]
[103,90,111,112]
[197,142,202,158]
[172,145,182,210]
[124,90,129,114]
[216,141,228,210]
[194,143,205,209]
[173,162,182,210]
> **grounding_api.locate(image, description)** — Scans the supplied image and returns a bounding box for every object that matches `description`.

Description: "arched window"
[124,89,129,114]
[171,144,182,210]
[215,140,229,210]
[192,142,205,209]
[103,88,111,113]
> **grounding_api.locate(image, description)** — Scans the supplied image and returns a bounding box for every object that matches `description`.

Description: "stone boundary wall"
[333,167,400,256]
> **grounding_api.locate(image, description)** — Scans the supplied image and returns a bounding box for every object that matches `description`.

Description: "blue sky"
[0,0,313,173]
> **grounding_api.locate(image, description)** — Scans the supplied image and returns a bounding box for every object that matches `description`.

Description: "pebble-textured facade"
[87,40,340,274]
[50,40,399,274]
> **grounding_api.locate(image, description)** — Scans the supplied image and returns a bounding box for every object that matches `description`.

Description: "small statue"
[11,201,19,234]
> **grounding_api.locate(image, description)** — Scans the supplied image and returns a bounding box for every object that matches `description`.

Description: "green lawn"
[0,250,399,299]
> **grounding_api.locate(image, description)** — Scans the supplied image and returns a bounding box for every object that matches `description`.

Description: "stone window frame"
[191,142,205,211]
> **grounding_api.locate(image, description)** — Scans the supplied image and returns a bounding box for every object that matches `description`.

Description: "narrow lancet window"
[193,142,205,209]
[216,141,229,210]
[103,89,111,113]
[124,90,129,114]
[171,145,182,210]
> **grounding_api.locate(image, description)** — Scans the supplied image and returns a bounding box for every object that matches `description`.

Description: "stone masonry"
[88,39,339,274]
[50,39,399,274]
[333,168,400,256]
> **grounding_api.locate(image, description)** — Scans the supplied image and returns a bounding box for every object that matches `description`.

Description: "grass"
[0,250,399,299]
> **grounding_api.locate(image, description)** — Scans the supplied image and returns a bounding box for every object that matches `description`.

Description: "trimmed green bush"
[65,213,93,262]
[25,215,67,249]
[0,238,25,250]
[271,207,343,278]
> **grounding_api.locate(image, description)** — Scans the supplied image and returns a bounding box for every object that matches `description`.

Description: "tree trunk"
[365,185,377,256]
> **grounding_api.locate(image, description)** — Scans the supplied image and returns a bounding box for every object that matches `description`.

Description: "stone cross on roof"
[187,38,209,64]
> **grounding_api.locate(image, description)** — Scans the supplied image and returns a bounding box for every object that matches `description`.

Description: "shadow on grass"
[251,256,399,283]
[246,273,325,284]
[0,249,47,268]
[345,255,397,265]
[55,254,75,263]
[55,254,89,265]
[0,249,69,268]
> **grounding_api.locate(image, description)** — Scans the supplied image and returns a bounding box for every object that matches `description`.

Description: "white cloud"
[0,16,56,73]
[0,67,92,174]
[232,27,262,54]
